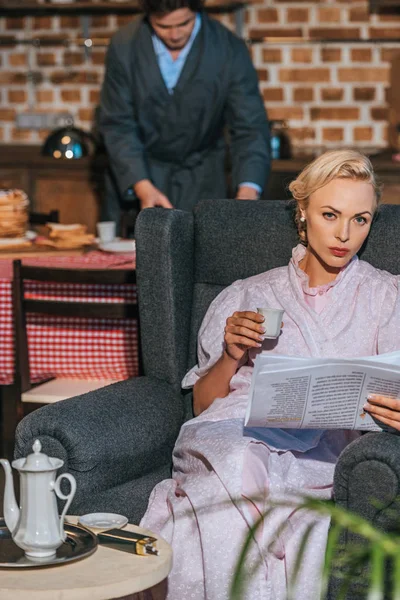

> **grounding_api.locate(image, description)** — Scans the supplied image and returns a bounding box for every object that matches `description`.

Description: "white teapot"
[0,439,76,558]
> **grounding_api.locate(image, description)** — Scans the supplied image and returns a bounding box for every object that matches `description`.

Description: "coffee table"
[0,517,172,600]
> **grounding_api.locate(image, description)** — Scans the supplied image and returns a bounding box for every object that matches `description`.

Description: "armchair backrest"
[135,200,400,388]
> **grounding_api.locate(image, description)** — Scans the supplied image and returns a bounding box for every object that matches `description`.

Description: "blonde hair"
[288,149,383,243]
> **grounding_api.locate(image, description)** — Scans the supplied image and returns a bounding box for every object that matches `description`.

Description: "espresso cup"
[257,307,284,339]
[97,221,116,244]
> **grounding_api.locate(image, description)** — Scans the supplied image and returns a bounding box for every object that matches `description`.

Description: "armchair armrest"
[15,377,185,520]
[334,431,400,526]
[328,432,400,600]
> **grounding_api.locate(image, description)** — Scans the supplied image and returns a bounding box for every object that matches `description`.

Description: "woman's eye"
[354,216,367,225]
[322,212,336,220]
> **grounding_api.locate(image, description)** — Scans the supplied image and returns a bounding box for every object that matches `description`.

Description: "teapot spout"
[0,459,19,534]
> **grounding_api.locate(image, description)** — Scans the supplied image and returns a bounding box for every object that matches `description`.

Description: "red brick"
[321,88,344,102]
[0,73,27,84]
[338,67,389,83]
[309,27,360,40]
[369,27,400,39]
[381,48,400,62]
[353,87,375,101]
[288,127,315,141]
[8,90,26,103]
[286,8,309,22]
[89,89,100,104]
[354,126,373,142]
[378,12,400,22]
[61,89,82,103]
[60,16,80,28]
[257,8,279,22]
[321,48,342,62]
[349,6,370,21]
[33,17,53,29]
[350,48,372,62]
[5,17,25,30]
[50,71,100,84]
[257,69,269,81]
[37,53,57,67]
[91,15,110,28]
[293,87,314,102]
[268,107,304,120]
[11,128,32,142]
[279,68,330,83]
[322,128,344,142]
[371,107,389,120]
[291,48,313,63]
[36,90,54,104]
[78,108,95,121]
[262,87,284,102]
[311,107,359,120]
[117,15,135,27]
[248,27,303,39]
[64,52,85,66]
[91,51,107,66]
[0,109,16,121]
[8,53,26,67]
[262,49,282,63]
[317,7,341,22]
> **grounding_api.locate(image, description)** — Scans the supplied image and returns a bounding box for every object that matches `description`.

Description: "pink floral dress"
[141,244,400,600]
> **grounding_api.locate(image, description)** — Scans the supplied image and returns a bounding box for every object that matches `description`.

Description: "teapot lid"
[22,440,56,471]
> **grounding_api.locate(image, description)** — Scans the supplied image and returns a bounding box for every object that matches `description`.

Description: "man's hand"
[235,185,259,200]
[134,179,173,209]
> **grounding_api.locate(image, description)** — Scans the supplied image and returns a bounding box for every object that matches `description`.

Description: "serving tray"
[0,519,98,568]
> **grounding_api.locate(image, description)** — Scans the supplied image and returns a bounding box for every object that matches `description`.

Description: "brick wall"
[0,1,399,152]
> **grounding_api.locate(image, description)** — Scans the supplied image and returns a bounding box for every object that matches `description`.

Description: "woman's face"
[303,178,376,269]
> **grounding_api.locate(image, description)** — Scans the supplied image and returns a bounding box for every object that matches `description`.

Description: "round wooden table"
[0,517,172,600]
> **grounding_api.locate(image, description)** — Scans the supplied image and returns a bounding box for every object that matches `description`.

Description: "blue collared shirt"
[151,15,261,194]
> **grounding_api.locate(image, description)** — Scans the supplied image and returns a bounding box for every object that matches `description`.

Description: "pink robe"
[141,245,400,600]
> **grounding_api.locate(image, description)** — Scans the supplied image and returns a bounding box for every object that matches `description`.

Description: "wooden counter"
[1,146,399,235]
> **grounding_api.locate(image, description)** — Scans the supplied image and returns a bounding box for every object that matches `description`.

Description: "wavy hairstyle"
[288,149,383,243]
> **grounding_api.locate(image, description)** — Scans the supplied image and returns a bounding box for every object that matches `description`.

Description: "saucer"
[78,513,128,532]
[98,240,135,253]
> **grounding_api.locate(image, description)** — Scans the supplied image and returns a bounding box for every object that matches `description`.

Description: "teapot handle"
[54,473,77,541]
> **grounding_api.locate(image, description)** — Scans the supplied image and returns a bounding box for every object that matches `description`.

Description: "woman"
[141,150,400,599]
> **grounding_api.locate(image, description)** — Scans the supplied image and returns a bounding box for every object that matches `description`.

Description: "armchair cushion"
[15,376,185,522]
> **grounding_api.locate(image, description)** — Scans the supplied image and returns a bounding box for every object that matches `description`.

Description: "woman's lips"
[329,247,349,257]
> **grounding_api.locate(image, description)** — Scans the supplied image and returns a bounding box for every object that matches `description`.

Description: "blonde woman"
[141,150,400,599]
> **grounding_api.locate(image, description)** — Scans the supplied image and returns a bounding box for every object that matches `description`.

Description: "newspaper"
[245,351,400,432]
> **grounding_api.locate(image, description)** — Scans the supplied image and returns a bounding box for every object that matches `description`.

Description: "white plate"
[98,240,136,253]
[78,512,128,531]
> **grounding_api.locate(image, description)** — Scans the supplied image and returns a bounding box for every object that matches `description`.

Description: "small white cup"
[257,307,284,339]
[97,221,116,244]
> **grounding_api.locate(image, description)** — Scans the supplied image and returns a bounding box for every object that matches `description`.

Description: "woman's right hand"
[224,311,265,362]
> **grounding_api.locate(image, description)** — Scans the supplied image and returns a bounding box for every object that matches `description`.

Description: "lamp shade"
[41,126,93,159]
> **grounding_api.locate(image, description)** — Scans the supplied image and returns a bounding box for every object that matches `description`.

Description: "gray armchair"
[15,200,400,593]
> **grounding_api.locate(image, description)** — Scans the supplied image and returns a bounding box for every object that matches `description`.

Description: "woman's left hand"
[364,394,400,431]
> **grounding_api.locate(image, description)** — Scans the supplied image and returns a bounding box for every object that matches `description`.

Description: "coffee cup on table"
[257,307,284,339]
[97,221,116,244]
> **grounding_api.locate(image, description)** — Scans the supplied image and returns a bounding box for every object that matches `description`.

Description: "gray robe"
[99,14,270,221]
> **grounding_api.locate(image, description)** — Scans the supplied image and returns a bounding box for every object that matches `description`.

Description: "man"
[99,0,270,222]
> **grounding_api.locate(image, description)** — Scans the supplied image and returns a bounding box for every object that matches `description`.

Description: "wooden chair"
[3,260,139,451]
[29,210,59,225]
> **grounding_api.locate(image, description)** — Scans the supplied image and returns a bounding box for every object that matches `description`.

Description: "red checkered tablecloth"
[0,251,138,385]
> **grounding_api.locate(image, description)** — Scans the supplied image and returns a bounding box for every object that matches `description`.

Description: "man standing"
[99,0,270,221]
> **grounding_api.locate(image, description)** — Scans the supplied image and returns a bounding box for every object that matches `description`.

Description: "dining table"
[0,248,138,387]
